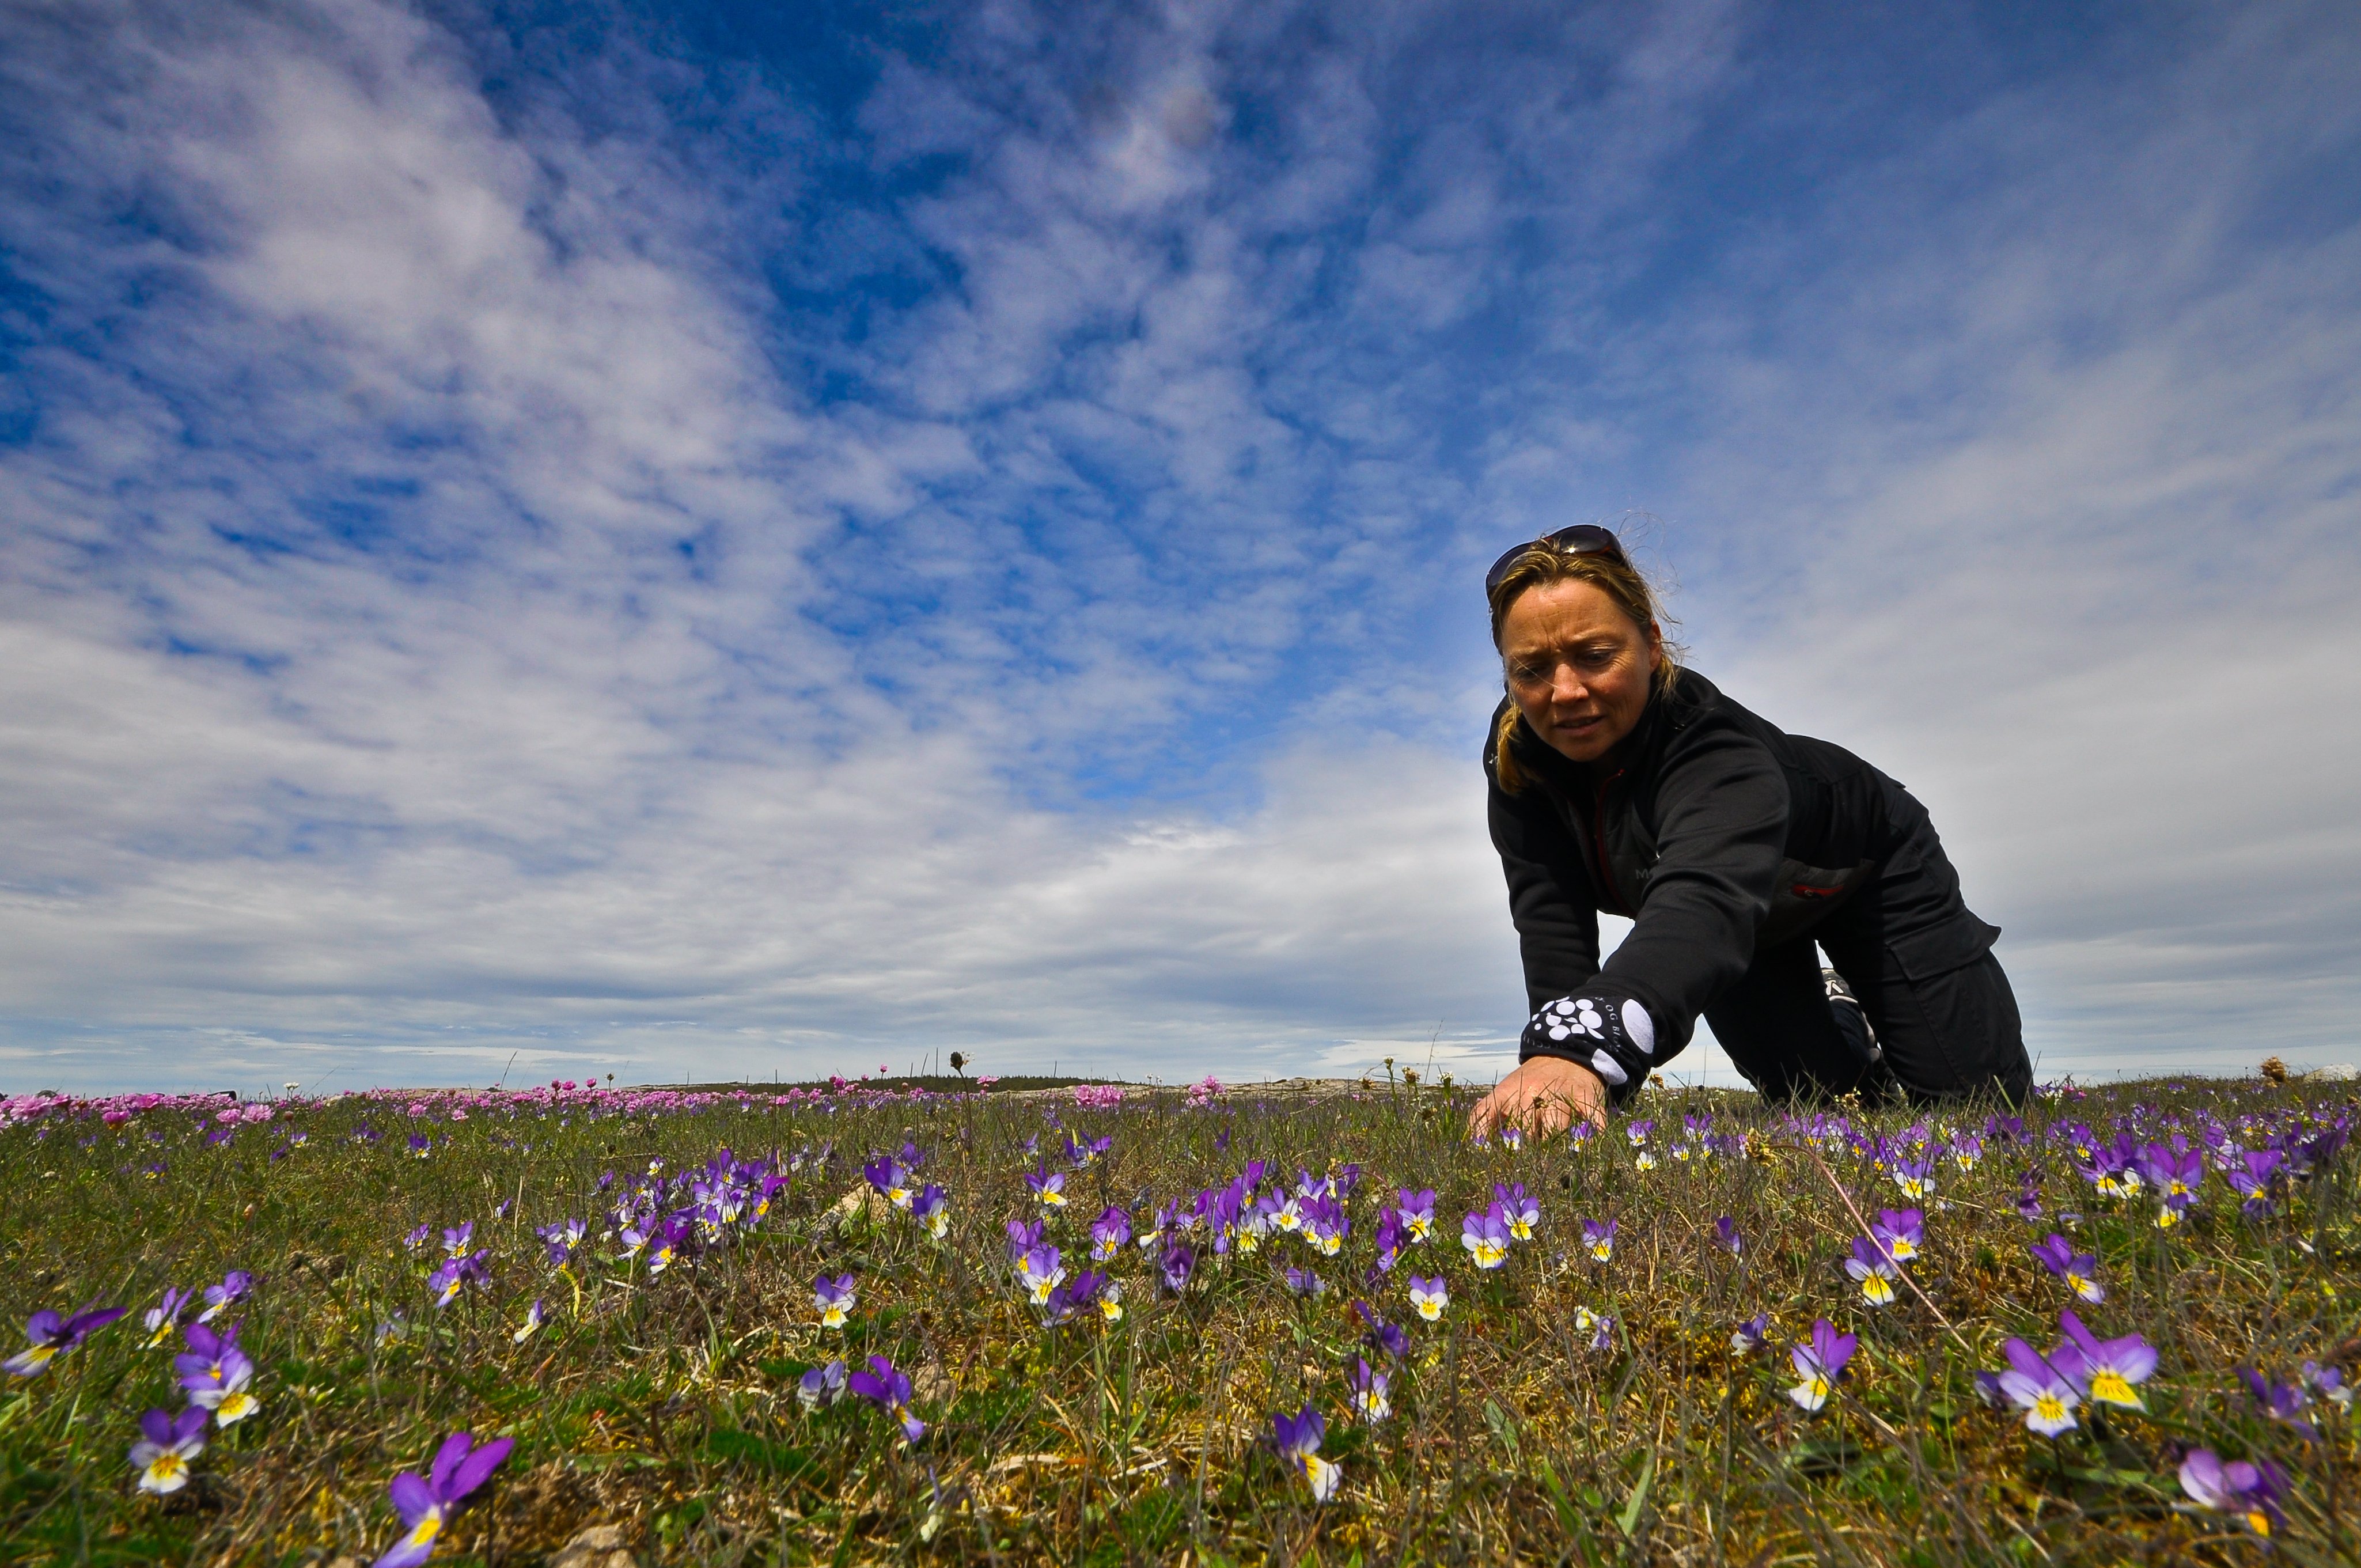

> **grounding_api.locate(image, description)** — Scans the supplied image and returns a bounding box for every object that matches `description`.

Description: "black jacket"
[1485,668,1995,1080]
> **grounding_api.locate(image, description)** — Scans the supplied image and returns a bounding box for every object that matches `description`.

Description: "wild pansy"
[1017,1245,1066,1306]
[511,1298,544,1344]
[1992,1339,2080,1436]
[1845,1239,1904,1307]
[128,1406,209,1495]
[2302,1359,2352,1411]
[1025,1166,1068,1209]
[373,1430,514,1568]
[1284,1265,1325,1297]
[1787,1319,1858,1412]
[2178,1449,2287,1538]
[2014,1172,2045,1222]
[910,1184,950,1239]
[2134,1142,2202,1224]
[848,1355,926,1442]
[1443,1208,1498,1275]
[814,1273,857,1330]
[1396,1189,1437,1243]
[441,1223,475,1259]
[1408,1275,1449,1321]
[1870,1208,1923,1264]
[142,1286,193,1349]
[404,1224,433,1253]
[1714,1217,1744,1256]
[1627,1119,1653,1147]
[1573,1305,1613,1351]
[1348,1357,1392,1422]
[2051,1309,2156,1410]
[6,1304,128,1377]
[2029,1234,2105,1303]
[1005,1217,1047,1263]
[1355,1301,1409,1361]
[1581,1218,1616,1264]
[1495,1183,1541,1241]
[537,1218,586,1265]
[1269,1404,1342,1502]
[1731,1313,1769,1354]
[862,1154,914,1209]
[1890,1154,1936,1201]
[198,1270,253,1324]
[1079,1205,1128,1263]
[1369,1209,1404,1277]
[407,1134,431,1159]
[177,1321,259,1425]
[797,1358,847,1409]
[427,1250,491,1308]
[1158,1243,1196,1294]
[1302,1194,1349,1257]
[2227,1149,2285,1217]
[2241,1369,2321,1442]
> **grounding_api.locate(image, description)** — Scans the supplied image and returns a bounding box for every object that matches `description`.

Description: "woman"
[1466,525,2033,1136]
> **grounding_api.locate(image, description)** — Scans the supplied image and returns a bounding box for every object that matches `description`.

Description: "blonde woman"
[1466,526,2032,1136]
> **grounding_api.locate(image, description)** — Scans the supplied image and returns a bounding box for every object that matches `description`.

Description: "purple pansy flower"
[5,1304,128,1378]
[847,1354,926,1442]
[177,1320,260,1425]
[374,1431,514,1568]
[1714,1216,1744,1256]
[142,1286,194,1349]
[2051,1309,2157,1410]
[1787,1319,1858,1411]
[814,1272,857,1330]
[1581,1218,1616,1263]
[1461,1205,1511,1270]
[2029,1234,2104,1303]
[1994,1339,2080,1436]
[1089,1205,1132,1262]
[1270,1403,1341,1501]
[2178,1449,2287,1537]
[797,1358,847,1409]
[128,1406,209,1495]
[198,1270,253,1324]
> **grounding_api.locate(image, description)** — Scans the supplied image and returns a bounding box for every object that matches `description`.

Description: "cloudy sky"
[3,0,2356,1095]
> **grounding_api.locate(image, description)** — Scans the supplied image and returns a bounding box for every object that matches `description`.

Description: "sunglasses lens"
[1484,527,1624,592]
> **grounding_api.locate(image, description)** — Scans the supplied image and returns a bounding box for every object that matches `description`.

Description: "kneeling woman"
[1467,527,2033,1135]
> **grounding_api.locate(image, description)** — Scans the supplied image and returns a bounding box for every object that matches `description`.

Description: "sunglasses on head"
[1484,525,1627,597]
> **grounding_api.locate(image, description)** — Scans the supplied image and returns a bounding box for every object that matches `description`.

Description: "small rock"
[2303,1063,2358,1083]
[912,1358,954,1404]
[552,1523,638,1568]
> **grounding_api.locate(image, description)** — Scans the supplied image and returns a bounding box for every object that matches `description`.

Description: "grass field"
[1,1068,2353,1566]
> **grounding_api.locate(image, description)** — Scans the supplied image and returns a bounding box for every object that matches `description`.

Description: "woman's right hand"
[1466,1054,1608,1140]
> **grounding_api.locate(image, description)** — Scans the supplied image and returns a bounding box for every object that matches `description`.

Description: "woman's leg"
[1703,936,1881,1103]
[1817,786,2035,1104]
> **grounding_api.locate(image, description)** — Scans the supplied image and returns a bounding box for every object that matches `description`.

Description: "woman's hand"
[1467,1054,1608,1140]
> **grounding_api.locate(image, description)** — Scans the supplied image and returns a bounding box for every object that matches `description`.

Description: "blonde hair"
[1487,537,1681,794]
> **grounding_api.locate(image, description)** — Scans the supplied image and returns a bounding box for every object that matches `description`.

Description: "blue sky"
[3,0,2357,1094]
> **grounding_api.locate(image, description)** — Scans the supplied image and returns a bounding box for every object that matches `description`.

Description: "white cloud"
[1,0,2354,1096]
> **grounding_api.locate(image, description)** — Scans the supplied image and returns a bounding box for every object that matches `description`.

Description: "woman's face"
[1499,578,1662,766]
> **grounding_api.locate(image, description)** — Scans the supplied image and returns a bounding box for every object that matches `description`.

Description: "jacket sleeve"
[1487,781,1602,1012]
[1593,719,1788,1051]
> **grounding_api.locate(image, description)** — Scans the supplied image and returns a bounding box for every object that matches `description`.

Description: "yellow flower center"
[2089,1371,2137,1406]
[2034,1393,2067,1424]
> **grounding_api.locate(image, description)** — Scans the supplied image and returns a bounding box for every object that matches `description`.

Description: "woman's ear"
[1646,622,1664,671]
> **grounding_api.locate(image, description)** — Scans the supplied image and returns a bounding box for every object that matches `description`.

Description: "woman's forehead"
[1500,579,1642,645]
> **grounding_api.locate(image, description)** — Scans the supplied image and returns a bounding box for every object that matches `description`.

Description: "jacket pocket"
[1758,858,1878,948]
[1885,913,2003,982]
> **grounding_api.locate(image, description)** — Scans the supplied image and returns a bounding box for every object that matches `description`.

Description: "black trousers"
[1703,789,2034,1107]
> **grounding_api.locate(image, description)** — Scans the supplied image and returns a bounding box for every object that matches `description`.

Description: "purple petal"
[427,1431,476,1493]
[139,1407,175,1445]
[444,1435,513,1501]
[172,1406,211,1443]
[387,1471,436,1528]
